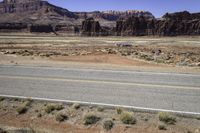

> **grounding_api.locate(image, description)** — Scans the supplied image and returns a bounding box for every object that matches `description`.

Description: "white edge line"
[0,94,199,116]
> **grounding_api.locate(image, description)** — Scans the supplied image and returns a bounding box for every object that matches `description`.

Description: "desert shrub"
[196,116,200,120]
[120,112,136,125]
[23,100,32,107]
[37,113,42,118]
[158,124,167,130]
[0,97,5,102]
[103,120,114,130]
[13,98,20,101]
[56,113,68,122]
[97,106,104,112]
[116,107,123,114]
[54,104,64,110]
[72,103,80,110]
[158,112,176,124]
[84,114,100,125]
[45,104,64,113]
[0,128,7,133]
[16,105,27,114]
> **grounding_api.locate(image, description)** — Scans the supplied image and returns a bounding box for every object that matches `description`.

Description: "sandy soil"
[1,52,200,74]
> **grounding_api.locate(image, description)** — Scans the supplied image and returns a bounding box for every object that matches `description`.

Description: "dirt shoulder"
[0,97,200,133]
[0,51,200,74]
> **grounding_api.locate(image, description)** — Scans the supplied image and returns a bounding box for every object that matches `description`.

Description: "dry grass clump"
[72,103,80,110]
[45,104,64,114]
[116,107,123,114]
[97,106,104,112]
[158,112,176,124]
[16,99,33,114]
[120,112,136,125]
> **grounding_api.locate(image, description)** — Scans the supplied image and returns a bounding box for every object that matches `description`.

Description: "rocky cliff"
[0,0,154,26]
[0,0,200,36]
[116,11,200,36]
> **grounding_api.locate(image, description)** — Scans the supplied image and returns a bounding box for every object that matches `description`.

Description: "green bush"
[56,113,68,122]
[45,104,64,113]
[16,105,27,114]
[84,114,100,125]
[120,112,136,125]
[158,112,176,124]
[103,120,114,130]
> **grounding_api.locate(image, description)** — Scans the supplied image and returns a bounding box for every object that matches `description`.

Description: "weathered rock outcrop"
[81,18,102,36]
[29,24,53,33]
[0,0,47,13]
[0,0,154,29]
[76,10,154,21]
[0,0,200,36]
[0,0,76,18]
[116,11,200,36]
[0,23,27,32]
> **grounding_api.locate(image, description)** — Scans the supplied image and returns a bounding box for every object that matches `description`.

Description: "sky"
[47,0,200,18]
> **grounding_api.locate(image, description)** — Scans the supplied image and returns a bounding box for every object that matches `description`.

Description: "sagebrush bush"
[103,120,114,130]
[16,105,27,114]
[158,112,176,124]
[56,113,68,122]
[0,97,5,102]
[120,112,136,125]
[158,124,167,130]
[45,104,64,113]
[72,103,80,110]
[97,106,104,112]
[116,107,123,114]
[83,114,100,125]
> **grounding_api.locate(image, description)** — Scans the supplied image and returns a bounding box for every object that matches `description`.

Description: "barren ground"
[0,98,200,133]
[0,34,200,73]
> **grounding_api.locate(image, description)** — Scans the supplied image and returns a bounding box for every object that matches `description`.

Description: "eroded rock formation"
[29,24,53,33]
[81,18,102,36]
[0,0,199,36]
[0,23,27,32]
[116,11,200,36]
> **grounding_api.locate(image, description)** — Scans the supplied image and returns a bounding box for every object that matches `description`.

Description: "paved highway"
[0,65,200,114]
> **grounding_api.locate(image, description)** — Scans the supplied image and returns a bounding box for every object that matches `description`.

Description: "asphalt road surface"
[0,65,200,114]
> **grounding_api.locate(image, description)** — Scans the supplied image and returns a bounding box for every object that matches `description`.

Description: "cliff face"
[116,11,200,36]
[0,0,200,36]
[0,0,154,24]
[163,11,200,20]
[75,10,154,21]
[0,0,47,13]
